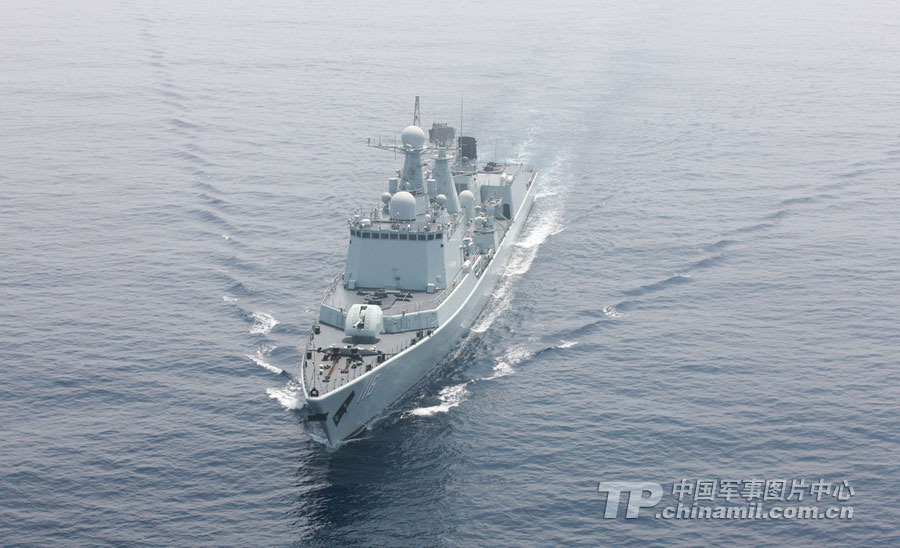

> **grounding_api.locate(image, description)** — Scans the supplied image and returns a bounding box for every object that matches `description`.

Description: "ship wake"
[247,344,283,375]
[249,311,279,334]
[470,152,569,334]
[405,344,534,417]
[267,378,305,410]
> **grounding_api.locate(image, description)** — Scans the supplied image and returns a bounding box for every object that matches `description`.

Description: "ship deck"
[325,284,450,316]
[302,318,434,397]
[302,162,534,398]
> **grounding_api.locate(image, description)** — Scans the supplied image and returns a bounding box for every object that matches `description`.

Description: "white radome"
[389,190,417,221]
[400,125,426,149]
[459,189,475,212]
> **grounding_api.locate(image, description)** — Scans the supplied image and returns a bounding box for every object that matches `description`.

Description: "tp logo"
[597,482,663,519]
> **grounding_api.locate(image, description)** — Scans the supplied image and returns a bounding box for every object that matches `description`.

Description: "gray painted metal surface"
[301,122,538,445]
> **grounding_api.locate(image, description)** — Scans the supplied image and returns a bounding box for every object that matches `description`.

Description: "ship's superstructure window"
[390,233,398,240]
[380,233,388,239]
[400,234,408,240]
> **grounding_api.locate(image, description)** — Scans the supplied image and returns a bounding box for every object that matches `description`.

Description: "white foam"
[304,426,366,450]
[222,295,238,303]
[407,345,535,418]
[250,311,278,334]
[481,345,533,380]
[470,152,570,334]
[267,379,304,410]
[304,427,331,445]
[267,386,301,409]
[248,344,282,374]
[559,339,578,348]
[407,383,469,416]
[603,305,622,318]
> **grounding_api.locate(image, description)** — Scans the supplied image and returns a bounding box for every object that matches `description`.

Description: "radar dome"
[436,194,447,208]
[389,190,417,221]
[381,192,392,205]
[459,189,475,212]
[400,125,426,149]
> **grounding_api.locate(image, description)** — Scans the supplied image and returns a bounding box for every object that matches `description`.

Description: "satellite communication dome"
[381,192,392,205]
[436,194,447,208]
[400,125,426,149]
[458,189,475,213]
[389,190,417,221]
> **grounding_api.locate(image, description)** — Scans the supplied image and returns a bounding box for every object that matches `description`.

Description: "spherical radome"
[458,189,475,211]
[389,190,417,221]
[400,125,426,149]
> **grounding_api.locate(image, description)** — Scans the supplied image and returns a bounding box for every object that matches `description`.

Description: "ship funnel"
[433,149,460,213]
[458,136,477,162]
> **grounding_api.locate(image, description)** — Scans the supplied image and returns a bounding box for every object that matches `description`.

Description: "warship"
[301,99,538,444]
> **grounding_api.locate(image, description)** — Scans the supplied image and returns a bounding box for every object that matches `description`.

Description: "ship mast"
[413,95,421,127]
[459,94,463,141]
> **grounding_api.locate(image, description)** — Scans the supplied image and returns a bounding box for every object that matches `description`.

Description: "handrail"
[320,252,490,317]
[323,272,343,301]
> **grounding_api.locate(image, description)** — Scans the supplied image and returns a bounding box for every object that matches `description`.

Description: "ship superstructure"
[301,106,537,443]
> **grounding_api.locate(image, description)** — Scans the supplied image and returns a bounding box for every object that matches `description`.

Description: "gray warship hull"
[302,174,537,443]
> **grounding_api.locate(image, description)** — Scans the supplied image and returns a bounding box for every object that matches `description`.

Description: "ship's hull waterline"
[302,180,537,444]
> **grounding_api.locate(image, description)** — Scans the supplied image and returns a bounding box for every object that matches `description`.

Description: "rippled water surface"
[2,1,900,546]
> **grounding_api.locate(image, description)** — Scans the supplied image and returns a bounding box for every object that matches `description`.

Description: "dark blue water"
[3,1,899,546]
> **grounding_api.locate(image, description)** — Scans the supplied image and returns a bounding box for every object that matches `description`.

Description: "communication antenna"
[413,95,421,127]
[459,93,464,138]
